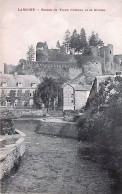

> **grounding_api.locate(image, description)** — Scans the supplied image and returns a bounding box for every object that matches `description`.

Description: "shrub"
[77,76,122,192]
[0,111,15,135]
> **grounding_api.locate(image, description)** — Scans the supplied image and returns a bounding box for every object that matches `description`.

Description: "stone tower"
[100,44,113,73]
[91,46,98,57]
[36,42,48,62]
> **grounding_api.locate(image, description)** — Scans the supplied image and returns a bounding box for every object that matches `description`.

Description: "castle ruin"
[4,42,122,84]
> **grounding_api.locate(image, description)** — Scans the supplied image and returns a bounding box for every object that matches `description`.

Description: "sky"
[0,0,122,72]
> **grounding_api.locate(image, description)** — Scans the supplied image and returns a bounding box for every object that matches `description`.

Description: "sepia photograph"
[0,0,122,193]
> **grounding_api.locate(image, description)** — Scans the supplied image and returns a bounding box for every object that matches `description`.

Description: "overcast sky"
[0,0,122,72]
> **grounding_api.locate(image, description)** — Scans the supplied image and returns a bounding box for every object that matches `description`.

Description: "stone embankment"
[0,129,26,179]
[35,118,78,139]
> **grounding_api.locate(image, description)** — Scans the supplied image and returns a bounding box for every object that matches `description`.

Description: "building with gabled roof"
[0,73,40,108]
[62,83,91,110]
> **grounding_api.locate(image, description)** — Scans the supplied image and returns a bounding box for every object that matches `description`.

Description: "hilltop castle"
[4,42,122,84]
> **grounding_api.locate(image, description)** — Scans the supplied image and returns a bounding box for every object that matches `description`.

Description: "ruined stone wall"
[82,60,102,84]
[69,68,82,79]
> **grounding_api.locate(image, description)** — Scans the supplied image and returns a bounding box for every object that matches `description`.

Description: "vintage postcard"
[0,0,122,193]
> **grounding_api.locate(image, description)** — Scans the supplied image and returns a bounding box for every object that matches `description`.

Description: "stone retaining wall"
[10,109,44,118]
[0,129,26,179]
[35,121,78,139]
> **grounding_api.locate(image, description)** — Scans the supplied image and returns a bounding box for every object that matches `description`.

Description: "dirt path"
[2,120,112,194]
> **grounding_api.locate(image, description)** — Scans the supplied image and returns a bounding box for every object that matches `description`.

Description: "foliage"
[62,30,71,53]
[77,76,122,190]
[17,89,23,108]
[34,77,63,110]
[89,31,104,47]
[27,45,35,61]
[0,111,15,135]
[9,90,16,107]
[79,28,88,52]
[1,90,6,106]
[57,29,103,55]
[56,40,61,50]
[23,90,31,108]
[69,29,80,53]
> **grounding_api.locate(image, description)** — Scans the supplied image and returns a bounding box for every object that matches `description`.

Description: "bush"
[0,111,15,135]
[77,76,122,192]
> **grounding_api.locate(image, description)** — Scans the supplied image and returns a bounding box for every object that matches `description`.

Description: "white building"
[62,83,91,111]
[0,73,40,108]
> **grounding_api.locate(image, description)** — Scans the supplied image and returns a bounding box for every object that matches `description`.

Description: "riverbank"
[1,119,112,194]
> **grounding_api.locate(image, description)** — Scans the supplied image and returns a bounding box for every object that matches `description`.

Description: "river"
[1,120,112,194]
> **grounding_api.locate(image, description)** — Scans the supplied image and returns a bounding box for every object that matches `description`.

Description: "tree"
[79,28,88,52]
[87,76,122,113]
[17,89,23,108]
[9,90,16,107]
[70,29,80,53]
[63,30,71,53]
[1,90,6,106]
[56,40,61,50]
[23,90,30,108]
[34,77,62,110]
[27,45,35,61]
[89,31,104,47]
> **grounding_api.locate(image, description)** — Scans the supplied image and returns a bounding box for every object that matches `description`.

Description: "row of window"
[2,90,34,97]
[1,82,37,88]
[4,99,34,106]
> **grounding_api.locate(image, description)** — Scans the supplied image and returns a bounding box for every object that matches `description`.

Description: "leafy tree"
[63,30,71,53]
[77,76,122,189]
[23,90,30,108]
[9,90,16,107]
[34,77,62,110]
[27,45,35,61]
[1,90,6,106]
[33,91,43,109]
[17,89,23,108]
[60,45,66,54]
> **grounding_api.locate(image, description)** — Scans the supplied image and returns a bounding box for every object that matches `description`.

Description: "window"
[1,82,7,87]
[30,99,33,106]
[15,91,17,97]
[30,91,34,97]
[31,83,36,88]
[6,91,10,97]
[110,51,111,54]
[14,99,18,106]
[17,82,22,87]
[22,101,26,106]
